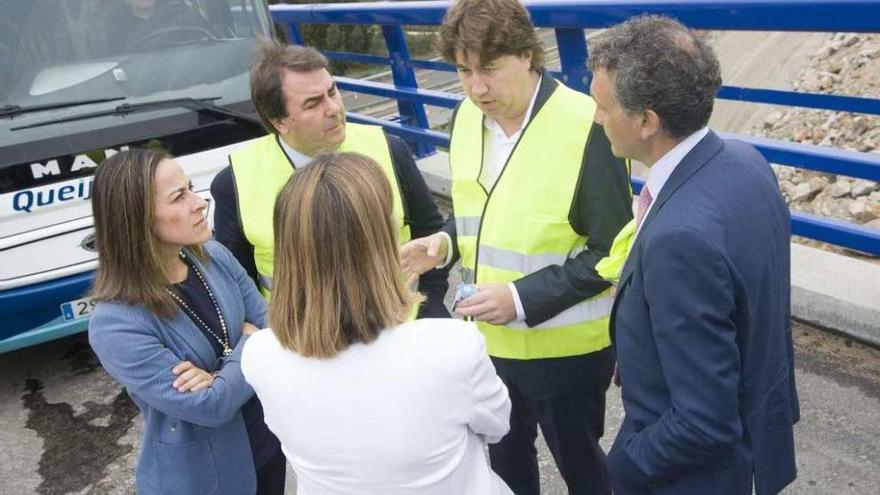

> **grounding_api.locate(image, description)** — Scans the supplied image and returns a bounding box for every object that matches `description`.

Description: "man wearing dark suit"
[588,16,799,495]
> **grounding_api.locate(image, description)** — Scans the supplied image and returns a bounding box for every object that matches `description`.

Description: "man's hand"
[400,233,449,276]
[455,283,517,325]
[172,361,214,392]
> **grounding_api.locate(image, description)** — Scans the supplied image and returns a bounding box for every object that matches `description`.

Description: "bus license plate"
[61,297,97,321]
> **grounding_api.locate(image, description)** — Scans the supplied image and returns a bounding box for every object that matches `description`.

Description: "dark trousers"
[255,448,287,495]
[489,377,611,495]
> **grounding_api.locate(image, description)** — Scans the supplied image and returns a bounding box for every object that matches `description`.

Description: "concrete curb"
[416,152,880,347]
[791,243,880,346]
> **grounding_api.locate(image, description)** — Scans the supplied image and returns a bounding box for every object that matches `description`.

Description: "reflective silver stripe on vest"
[474,244,612,328]
[455,216,482,237]
[479,244,569,275]
[259,274,273,292]
[508,295,614,330]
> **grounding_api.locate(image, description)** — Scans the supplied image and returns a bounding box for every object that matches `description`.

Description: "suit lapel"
[164,248,242,369]
[616,243,639,294]
[638,131,724,235]
[165,311,218,369]
[188,249,243,347]
[611,131,725,330]
[610,247,638,343]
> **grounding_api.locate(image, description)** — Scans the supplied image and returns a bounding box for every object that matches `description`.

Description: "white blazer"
[242,318,512,495]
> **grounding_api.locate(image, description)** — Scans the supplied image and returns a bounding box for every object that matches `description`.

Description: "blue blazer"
[608,131,799,495]
[89,241,267,495]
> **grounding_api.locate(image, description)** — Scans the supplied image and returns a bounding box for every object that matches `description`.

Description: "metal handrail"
[270,0,880,255]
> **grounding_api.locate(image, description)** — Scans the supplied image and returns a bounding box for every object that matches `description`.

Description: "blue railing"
[270,0,880,255]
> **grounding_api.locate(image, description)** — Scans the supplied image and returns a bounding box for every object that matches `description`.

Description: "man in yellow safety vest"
[401,1,633,493]
[211,42,449,317]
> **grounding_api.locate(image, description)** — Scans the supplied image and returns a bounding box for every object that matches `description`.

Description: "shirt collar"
[645,127,710,199]
[483,74,542,139]
[278,136,314,169]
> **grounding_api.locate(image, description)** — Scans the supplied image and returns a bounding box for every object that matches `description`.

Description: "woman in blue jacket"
[88,149,285,494]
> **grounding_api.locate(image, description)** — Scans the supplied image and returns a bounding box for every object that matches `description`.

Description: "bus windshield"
[1,0,272,148]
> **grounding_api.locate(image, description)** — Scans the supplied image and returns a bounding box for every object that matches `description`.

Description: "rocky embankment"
[754,33,880,247]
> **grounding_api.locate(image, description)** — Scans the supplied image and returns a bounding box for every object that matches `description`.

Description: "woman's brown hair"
[270,152,422,358]
[91,148,205,317]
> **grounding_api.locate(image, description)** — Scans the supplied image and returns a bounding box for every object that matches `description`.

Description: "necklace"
[166,251,233,357]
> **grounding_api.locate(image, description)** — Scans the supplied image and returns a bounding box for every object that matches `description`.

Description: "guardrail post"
[554,28,590,94]
[278,21,304,45]
[381,25,435,157]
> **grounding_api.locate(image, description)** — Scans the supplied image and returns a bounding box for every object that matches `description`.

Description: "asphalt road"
[1,309,878,494]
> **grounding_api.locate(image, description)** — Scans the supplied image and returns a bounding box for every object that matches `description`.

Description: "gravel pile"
[753,33,880,247]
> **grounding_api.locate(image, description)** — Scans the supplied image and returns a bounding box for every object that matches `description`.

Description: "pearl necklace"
[166,251,232,357]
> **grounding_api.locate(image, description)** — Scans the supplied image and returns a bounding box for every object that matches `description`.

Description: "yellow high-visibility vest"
[596,219,636,284]
[449,83,620,359]
[230,123,411,298]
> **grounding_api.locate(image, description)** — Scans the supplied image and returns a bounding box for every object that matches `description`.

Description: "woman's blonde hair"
[270,152,421,357]
[91,149,205,317]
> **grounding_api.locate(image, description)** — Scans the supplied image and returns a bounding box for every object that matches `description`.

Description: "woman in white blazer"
[241,152,512,494]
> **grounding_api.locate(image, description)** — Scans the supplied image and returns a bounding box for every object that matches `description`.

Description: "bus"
[0,0,272,353]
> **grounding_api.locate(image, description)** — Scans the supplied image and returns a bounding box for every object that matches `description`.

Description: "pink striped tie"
[636,186,653,228]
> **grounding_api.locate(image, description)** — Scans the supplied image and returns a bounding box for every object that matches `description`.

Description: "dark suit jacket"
[608,131,799,495]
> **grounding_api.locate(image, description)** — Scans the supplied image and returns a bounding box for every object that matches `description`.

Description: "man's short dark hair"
[439,0,544,70]
[588,15,722,138]
[250,41,329,134]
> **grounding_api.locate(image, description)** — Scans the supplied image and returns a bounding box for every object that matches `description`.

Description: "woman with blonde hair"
[242,152,513,494]
[88,149,285,494]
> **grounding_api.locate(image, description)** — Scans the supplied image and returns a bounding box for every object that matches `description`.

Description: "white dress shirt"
[442,76,542,320]
[279,137,314,168]
[479,76,541,189]
[242,319,513,495]
[636,127,710,239]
